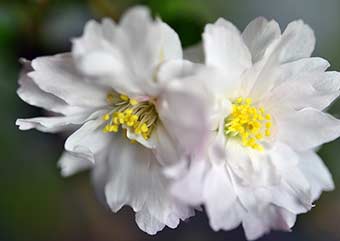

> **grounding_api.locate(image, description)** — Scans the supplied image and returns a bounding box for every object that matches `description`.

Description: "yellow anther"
[102,114,110,121]
[142,132,149,140]
[141,123,149,133]
[124,109,133,115]
[103,125,110,133]
[120,95,129,101]
[109,125,119,132]
[129,98,138,105]
[126,121,134,127]
[103,92,158,141]
[224,97,273,151]
[135,127,141,135]
[236,97,243,104]
[255,133,263,140]
[118,117,125,124]
[113,117,119,124]
[131,115,138,121]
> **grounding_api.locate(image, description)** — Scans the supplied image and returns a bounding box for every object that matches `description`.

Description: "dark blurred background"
[1,0,340,241]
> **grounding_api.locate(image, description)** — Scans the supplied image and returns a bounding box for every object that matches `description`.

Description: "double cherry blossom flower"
[17,6,340,240]
[17,6,209,234]
[171,17,340,239]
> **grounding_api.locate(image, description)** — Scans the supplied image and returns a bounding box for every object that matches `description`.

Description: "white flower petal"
[30,53,108,108]
[104,136,193,234]
[278,20,315,63]
[150,123,180,165]
[73,6,182,97]
[267,167,312,214]
[135,209,166,235]
[203,18,252,79]
[157,85,209,156]
[269,142,299,170]
[242,17,281,63]
[203,165,242,231]
[58,151,93,177]
[277,108,340,150]
[276,57,330,83]
[298,151,334,200]
[16,113,90,133]
[242,205,295,240]
[17,59,85,115]
[248,21,316,100]
[170,160,209,206]
[65,118,111,163]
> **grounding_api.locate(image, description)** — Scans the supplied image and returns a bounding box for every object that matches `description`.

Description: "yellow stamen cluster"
[224,97,272,151]
[102,94,158,140]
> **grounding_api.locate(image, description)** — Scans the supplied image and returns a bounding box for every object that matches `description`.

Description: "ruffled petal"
[203,165,242,231]
[248,21,316,100]
[298,151,334,200]
[103,136,193,234]
[17,59,85,115]
[29,53,108,108]
[242,205,296,240]
[73,6,182,97]
[265,70,340,112]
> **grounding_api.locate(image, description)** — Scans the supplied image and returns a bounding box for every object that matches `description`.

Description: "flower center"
[102,92,158,140]
[224,97,272,151]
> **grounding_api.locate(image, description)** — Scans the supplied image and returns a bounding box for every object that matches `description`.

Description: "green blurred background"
[1,0,340,241]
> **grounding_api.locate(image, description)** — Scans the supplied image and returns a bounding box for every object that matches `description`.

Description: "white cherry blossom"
[171,17,339,240]
[16,6,209,234]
